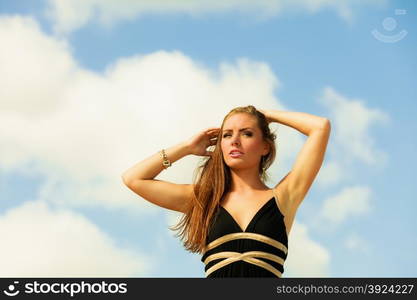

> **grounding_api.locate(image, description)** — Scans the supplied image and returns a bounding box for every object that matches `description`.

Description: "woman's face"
[220,113,269,170]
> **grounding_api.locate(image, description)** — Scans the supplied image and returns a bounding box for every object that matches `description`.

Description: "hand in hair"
[186,127,220,157]
[258,109,272,125]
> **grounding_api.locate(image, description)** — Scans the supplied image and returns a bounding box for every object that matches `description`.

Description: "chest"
[219,190,280,232]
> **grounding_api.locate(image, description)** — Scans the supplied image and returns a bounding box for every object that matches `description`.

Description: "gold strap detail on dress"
[203,232,288,255]
[204,251,283,277]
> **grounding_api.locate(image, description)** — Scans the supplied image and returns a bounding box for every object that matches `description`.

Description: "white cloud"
[44,0,389,34]
[318,86,390,166]
[0,16,76,116]
[344,232,371,254]
[319,185,372,225]
[0,200,152,277]
[314,160,344,187]
[284,221,330,277]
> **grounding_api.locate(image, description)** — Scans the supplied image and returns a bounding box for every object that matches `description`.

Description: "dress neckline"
[220,196,276,233]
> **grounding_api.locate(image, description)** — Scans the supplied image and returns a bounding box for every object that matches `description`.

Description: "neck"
[228,167,269,194]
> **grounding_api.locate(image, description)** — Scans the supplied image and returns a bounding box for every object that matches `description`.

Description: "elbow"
[121,174,132,186]
[320,118,331,131]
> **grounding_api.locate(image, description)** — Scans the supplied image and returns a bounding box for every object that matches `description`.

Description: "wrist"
[160,149,171,169]
[180,141,192,155]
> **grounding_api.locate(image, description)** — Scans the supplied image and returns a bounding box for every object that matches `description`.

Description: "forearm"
[266,110,329,136]
[121,141,191,182]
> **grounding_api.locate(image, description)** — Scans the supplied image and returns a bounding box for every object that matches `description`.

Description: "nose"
[231,136,240,146]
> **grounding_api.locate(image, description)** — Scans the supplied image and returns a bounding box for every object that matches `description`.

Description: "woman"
[122,105,331,277]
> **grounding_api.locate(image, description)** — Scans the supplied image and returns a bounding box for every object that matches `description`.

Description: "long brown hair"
[169,105,277,254]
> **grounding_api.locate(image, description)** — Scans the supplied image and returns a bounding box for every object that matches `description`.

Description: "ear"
[262,141,270,156]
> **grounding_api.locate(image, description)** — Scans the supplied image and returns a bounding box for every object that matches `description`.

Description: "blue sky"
[0,0,416,277]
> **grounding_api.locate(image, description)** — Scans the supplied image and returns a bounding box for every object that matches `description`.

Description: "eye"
[222,132,252,138]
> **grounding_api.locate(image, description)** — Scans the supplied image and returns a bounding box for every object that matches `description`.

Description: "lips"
[229,150,244,158]
[229,150,244,154]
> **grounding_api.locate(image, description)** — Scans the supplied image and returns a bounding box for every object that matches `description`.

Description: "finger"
[206,127,220,133]
[208,129,221,134]
[206,132,219,137]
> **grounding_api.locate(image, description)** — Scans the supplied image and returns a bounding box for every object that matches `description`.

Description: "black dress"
[201,189,288,277]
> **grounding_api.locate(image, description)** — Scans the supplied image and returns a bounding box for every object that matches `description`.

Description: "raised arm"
[121,141,194,213]
[122,141,191,182]
[121,126,219,213]
[260,109,331,226]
